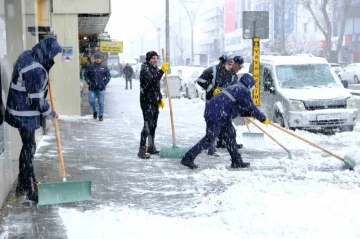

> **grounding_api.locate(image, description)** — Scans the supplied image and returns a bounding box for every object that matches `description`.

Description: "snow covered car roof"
[260,56,328,65]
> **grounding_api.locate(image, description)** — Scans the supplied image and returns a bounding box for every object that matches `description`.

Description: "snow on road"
[55,79,360,238]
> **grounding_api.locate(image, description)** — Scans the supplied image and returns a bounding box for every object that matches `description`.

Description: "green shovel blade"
[159,145,190,159]
[38,180,92,206]
[343,156,357,171]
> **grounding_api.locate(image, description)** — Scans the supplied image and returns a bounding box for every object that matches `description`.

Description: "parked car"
[337,63,360,84]
[329,63,343,75]
[185,70,206,100]
[250,56,358,132]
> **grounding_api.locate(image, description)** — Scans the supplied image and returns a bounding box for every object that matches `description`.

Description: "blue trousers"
[88,90,105,117]
[183,120,241,162]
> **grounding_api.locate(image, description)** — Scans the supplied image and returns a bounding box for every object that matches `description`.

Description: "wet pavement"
[0,78,358,238]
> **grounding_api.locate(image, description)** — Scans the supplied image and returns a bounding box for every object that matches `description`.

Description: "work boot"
[231,159,250,168]
[99,116,103,121]
[237,144,243,149]
[180,158,199,169]
[93,112,98,119]
[147,145,159,155]
[26,180,38,203]
[137,146,150,159]
[208,147,217,155]
[15,175,29,196]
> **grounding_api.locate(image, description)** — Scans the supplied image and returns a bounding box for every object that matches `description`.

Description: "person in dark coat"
[197,55,240,156]
[123,63,134,90]
[181,73,269,169]
[138,51,169,159]
[5,36,62,202]
[84,53,111,121]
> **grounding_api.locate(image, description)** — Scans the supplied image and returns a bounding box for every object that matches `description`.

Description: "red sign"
[225,0,235,33]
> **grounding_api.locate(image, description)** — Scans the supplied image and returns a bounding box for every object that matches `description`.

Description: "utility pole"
[281,0,285,55]
[166,0,170,64]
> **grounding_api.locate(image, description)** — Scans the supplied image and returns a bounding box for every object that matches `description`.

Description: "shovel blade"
[159,145,190,159]
[38,180,92,206]
[242,132,267,149]
[343,156,357,170]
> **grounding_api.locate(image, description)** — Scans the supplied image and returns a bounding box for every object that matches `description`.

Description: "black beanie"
[146,51,159,61]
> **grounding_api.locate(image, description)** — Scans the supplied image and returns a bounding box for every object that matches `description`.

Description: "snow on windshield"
[276,64,340,89]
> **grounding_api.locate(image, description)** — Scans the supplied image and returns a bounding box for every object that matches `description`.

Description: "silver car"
[252,56,358,132]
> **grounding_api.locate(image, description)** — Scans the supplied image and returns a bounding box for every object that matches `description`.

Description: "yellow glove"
[159,99,165,109]
[161,62,169,72]
[262,118,270,125]
[213,87,221,96]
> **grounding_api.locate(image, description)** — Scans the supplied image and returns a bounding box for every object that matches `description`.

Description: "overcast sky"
[105,0,213,61]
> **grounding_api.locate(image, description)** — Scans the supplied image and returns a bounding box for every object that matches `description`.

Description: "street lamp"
[157,27,161,57]
[178,0,204,63]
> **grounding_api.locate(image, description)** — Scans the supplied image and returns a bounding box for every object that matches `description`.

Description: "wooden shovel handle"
[161,48,176,146]
[48,77,67,180]
[269,122,344,162]
[246,117,289,153]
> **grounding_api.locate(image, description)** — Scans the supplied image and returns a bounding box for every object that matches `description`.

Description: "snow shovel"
[159,48,189,158]
[269,122,356,170]
[241,118,266,149]
[37,77,92,206]
[246,117,292,159]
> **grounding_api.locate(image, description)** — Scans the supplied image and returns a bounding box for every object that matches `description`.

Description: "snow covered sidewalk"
[1,78,360,238]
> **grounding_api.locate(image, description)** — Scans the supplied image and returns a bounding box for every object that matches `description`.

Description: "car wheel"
[274,111,286,128]
[354,75,359,84]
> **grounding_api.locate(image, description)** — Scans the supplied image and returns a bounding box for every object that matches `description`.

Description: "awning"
[78,14,110,35]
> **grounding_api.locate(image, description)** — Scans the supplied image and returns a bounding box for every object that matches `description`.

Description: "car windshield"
[276,64,340,89]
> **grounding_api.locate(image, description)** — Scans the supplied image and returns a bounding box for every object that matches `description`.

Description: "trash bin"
[164,75,182,98]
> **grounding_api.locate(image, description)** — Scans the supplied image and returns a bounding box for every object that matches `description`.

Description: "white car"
[329,63,343,75]
[338,63,360,84]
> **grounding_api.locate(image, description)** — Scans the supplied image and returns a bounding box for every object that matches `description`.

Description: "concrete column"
[51,14,81,115]
[23,0,38,49]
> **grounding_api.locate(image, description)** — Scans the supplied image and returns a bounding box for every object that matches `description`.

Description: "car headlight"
[290,100,306,111]
[346,97,357,109]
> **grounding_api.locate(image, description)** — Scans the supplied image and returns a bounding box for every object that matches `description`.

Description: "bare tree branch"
[336,0,353,53]
[303,1,327,37]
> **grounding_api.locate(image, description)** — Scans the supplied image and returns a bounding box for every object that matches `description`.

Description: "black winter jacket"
[140,62,164,105]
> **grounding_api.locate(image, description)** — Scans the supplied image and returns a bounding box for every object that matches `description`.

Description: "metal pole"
[281,0,285,55]
[166,0,170,64]
[158,31,161,59]
[191,24,194,63]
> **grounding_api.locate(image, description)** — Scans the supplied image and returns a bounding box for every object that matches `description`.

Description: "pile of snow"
[59,170,360,239]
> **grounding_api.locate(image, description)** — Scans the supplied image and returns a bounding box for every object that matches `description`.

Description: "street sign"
[252,37,260,106]
[242,11,269,39]
[100,41,123,53]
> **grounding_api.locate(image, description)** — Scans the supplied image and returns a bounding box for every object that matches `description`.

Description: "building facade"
[0,0,111,206]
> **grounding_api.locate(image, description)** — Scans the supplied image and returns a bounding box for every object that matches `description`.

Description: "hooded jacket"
[5,36,62,130]
[197,62,238,101]
[204,73,266,126]
[139,61,164,105]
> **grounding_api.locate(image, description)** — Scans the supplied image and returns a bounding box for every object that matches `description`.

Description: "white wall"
[51,14,81,116]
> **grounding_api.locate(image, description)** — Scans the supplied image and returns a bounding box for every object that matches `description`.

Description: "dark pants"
[18,129,36,185]
[183,120,241,162]
[126,77,132,89]
[140,103,159,147]
[217,127,227,146]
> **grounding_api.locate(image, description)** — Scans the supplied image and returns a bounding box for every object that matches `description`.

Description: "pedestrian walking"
[84,53,111,121]
[5,36,62,202]
[123,63,134,89]
[181,73,269,169]
[137,51,169,159]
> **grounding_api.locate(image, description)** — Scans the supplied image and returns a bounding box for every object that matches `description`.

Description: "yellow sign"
[100,41,123,53]
[252,37,260,106]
